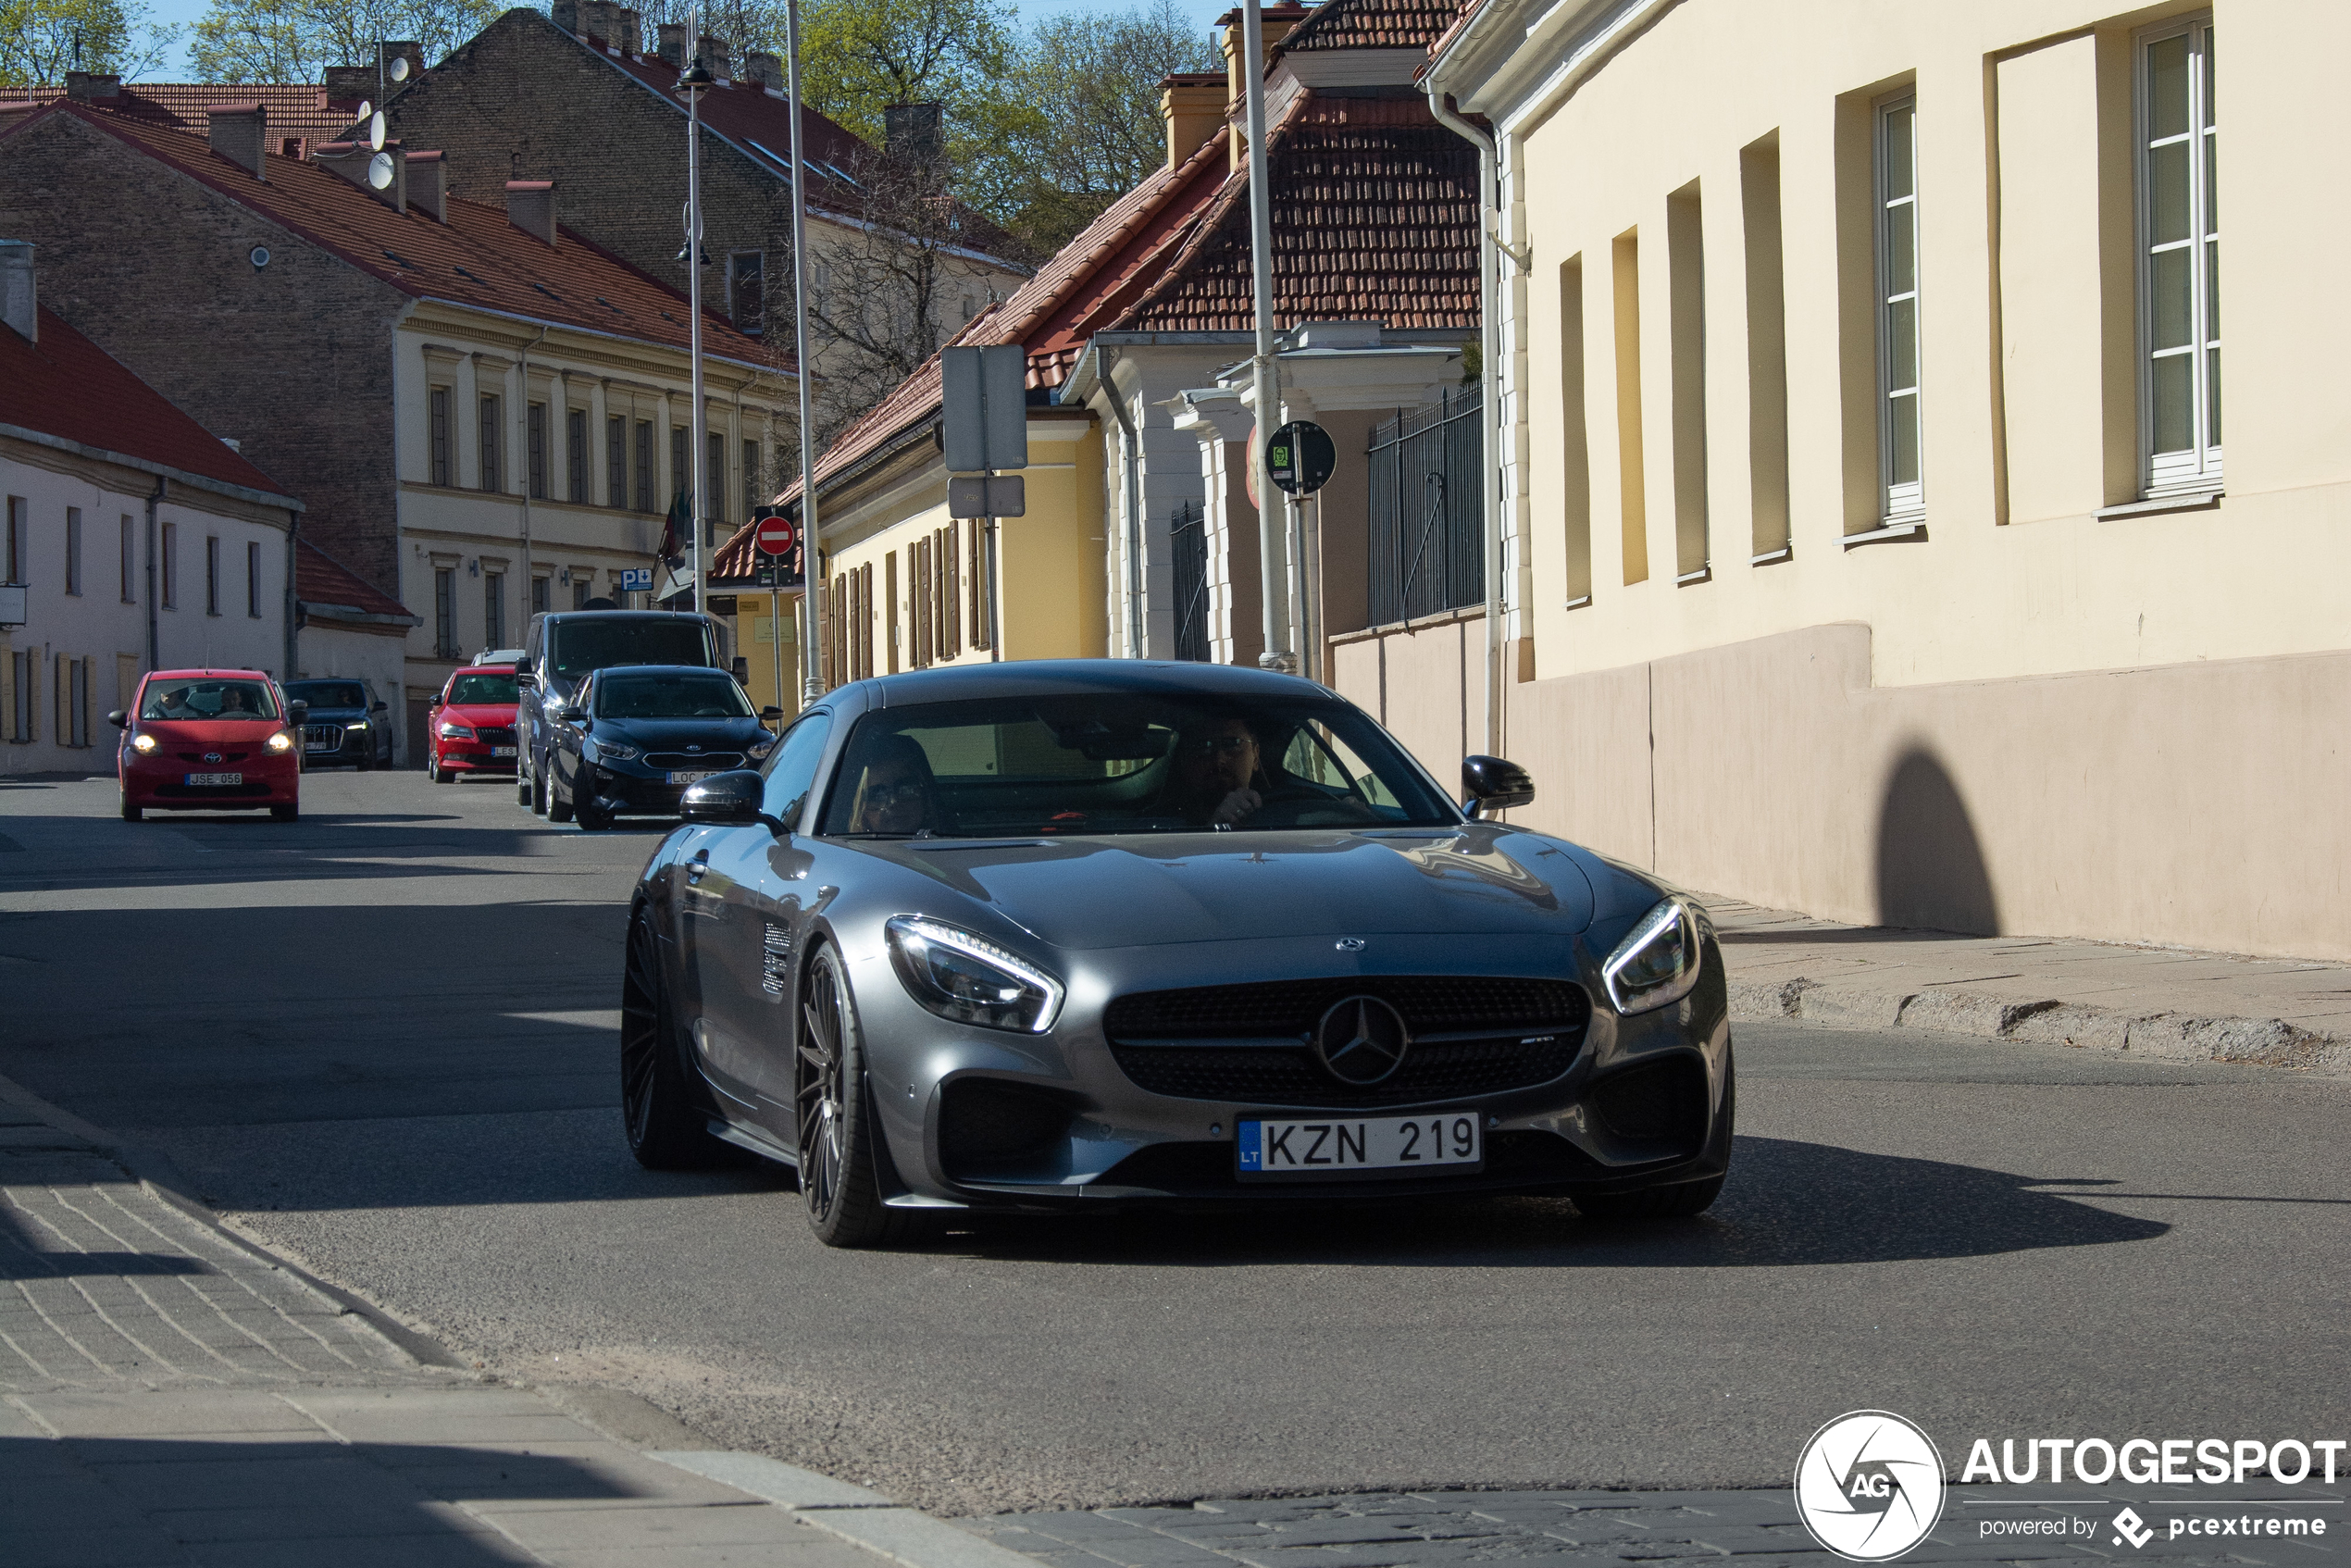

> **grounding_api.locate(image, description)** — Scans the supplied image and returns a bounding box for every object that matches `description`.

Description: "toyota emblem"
[1312,995,1411,1087]
[203,752,223,764]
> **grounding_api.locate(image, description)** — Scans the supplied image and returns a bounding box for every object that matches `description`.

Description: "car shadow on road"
[899,1135,2171,1270]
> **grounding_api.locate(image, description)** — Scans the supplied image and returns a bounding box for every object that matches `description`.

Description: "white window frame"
[1874,93,1923,522]
[2135,15,2220,497]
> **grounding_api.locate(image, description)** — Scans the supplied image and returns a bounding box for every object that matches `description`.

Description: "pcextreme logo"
[1795,1411,1948,1562]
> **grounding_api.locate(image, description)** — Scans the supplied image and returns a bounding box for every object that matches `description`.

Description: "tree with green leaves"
[187,0,495,82]
[0,0,175,85]
[799,0,1010,151]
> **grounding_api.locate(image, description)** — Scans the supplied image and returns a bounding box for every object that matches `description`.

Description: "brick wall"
[0,114,409,597]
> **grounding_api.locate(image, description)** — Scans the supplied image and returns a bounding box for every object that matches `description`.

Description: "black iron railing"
[1367,380,1484,628]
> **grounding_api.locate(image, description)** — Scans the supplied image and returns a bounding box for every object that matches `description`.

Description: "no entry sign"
[753,516,797,556]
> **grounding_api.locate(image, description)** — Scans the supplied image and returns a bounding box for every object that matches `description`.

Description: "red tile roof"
[6,102,779,371]
[0,81,367,154]
[1280,0,1471,54]
[297,538,417,622]
[0,305,297,500]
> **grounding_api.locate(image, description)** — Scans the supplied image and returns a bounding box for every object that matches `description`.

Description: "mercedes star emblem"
[1312,995,1411,1087]
[1335,937,1366,952]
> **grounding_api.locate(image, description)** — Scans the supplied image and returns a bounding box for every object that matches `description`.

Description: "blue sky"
[131,0,1234,81]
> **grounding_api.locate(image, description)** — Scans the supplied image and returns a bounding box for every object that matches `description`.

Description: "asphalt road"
[2,770,2346,1520]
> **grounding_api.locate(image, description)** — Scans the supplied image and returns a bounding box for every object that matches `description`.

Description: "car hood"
[865,824,1598,949]
[591,716,768,749]
[133,718,289,744]
[294,706,365,721]
[440,703,516,725]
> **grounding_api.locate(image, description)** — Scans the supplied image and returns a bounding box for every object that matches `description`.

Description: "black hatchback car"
[282,678,392,769]
[548,665,779,830]
[514,610,727,816]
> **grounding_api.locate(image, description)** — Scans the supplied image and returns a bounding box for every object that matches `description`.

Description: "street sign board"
[753,516,797,556]
[1267,420,1336,497]
[940,344,1028,475]
[947,474,1026,518]
[618,567,653,592]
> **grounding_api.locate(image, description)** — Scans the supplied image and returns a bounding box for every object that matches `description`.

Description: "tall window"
[741,439,760,523]
[671,426,689,512]
[567,408,590,503]
[707,430,727,539]
[607,414,628,507]
[205,535,220,616]
[2141,18,2220,494]
[634,421,654,512]
[120,514,135,602]
[65,506,81,596]
[5,495,23,583]
[527,402,549,499]
[729,251,764,331]
[247,540,261,617]
[485,570,505,648]
[161,522,177,607]
[479,395,503,492]
[532,575,551,615]
[435,566,457,657]
[7,650,31,741]
[1876,94,1922,520]
[573,576,591,610]
[429,387,453,484]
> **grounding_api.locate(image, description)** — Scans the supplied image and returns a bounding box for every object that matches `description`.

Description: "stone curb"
[650,1451,1044,1568]
[1726,976,2351,1074]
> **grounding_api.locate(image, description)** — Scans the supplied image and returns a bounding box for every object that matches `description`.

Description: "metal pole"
[787,0,824,703]
[1242,0,1289,674]
[986,514,1001,661]
[685,6,708,622]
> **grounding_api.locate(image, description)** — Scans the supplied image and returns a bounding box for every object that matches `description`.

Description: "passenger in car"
[847,735,944,836]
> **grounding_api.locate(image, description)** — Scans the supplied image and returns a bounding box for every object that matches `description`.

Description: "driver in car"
[1167,714,1271,828]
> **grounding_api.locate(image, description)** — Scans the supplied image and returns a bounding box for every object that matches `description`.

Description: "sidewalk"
[0,1086,1039,1568]
[1705,893,2351,1073]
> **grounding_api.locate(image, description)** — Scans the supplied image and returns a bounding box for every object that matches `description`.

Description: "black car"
[621,660,1734,1249]
[514,610,728,815]
[548,665,780,830]
[282,678,392,769]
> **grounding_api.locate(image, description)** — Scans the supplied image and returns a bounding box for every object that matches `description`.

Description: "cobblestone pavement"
[960,1486,2345,1568]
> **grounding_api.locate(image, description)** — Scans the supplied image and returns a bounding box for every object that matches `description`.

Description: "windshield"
[449,672,518,705]
[594,671,753,719]
[286,680,365,709]
[819,693,1456,839]
[140,678,280,722]
[548,616,713,679]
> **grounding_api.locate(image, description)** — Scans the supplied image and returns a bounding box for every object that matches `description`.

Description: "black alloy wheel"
[576,792,610,832]
[619,911,737,1169]
[547,761,575,824]
[794,945,920,1249]
[120,795,142,822]
[1574,1053,1735,1221]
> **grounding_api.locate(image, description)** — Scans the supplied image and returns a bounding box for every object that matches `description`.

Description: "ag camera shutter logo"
[1795,1411,1947,1561]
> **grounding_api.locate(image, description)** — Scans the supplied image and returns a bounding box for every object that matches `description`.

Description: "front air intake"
[1590,1054,1709,1149]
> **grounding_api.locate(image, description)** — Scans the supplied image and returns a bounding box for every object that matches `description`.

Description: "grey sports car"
[622,660,1733,1247]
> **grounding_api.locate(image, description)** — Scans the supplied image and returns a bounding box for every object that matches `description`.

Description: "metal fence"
[1169,500,1210,662]
[1366,380,1484,628]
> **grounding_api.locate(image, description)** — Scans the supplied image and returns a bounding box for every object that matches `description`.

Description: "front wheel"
[619,912,738,1169]
[1574,1055,1734,1222]
[795,945,922,1249]
[270,802,299,823]
[516,765,534,807]
[576,792,609,832]
[120,797,143,822]
[547,765,575,824]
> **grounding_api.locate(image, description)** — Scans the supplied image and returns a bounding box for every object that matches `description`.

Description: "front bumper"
[847,931,1734,1212]
[121,754,299,808]
[437,740,518,774]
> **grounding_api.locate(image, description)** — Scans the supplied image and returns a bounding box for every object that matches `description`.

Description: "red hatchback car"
[428,664,521,782]
[112,668,304,822]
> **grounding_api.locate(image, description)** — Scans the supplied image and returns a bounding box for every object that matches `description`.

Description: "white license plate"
[491,746,516,757]
[1237,1113,1482,1178]
[305,742,335,753]
[184,771,243,787]
[669,770,715,786]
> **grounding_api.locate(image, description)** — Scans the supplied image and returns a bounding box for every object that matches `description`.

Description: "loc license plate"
[668,770,715,786]
[491,746,517,757]
[1237,1113,1482,1179]
[183,771,243,786]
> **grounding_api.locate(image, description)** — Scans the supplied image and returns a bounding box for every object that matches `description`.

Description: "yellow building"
[1410,0,2350,960]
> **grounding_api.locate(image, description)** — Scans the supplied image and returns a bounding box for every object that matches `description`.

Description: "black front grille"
[177,751,251,762]
[157,781,268,797]
[474,726,516,746]
[304,725,347,746]
[644,751,743,770]
[1104,975,1589,1109]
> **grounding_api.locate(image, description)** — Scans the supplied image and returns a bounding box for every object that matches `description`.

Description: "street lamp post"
[1242,0,1291,676]
[680,14,713,621]
[787,0,825,703]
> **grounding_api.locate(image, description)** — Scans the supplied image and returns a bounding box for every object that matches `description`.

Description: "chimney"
[575,0,609,43]
[551,0,578,31]
[506,180,557,245]
[741,50,780,92]
[405,150,447,221]
[205,102,268,180]
[1161,73,1223,171]
[313,140,405,210]
[884,102,942,165]
[656,21,685,66]
[380,39,425,85]
[610,6,640,54]
[700,34,730,80]
[65,71,122,103]
[0,240,34,344]
[322,65,372,108]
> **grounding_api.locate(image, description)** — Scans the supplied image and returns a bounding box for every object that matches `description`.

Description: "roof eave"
[0,420,302,514]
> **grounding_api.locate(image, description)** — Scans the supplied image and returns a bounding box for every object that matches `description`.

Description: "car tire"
[270,803,299,823]
[547,770,575,824]
[516,765,533,807]
[795,944,925,1250]
[619,911,740,1170]
[1574,1056,1734,1222]
[576,794,608,831]
[530,759,551,815]
[120,797,142,822]
[356,747,374,773]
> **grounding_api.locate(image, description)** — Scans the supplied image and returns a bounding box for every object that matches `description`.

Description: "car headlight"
[266,730,295,753]
[131,732,157,753]
[439,721,476,740]
[1601,896,1703,1014]
[346,721,369,731]
[886,915,1065,1034]
[588,738,641,763]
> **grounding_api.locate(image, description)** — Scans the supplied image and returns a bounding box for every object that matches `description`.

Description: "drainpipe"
[1424,81,1504,758]
[1100,345,1145,658]
[283,507,299,678]
[518,325,546,633]
[1242,0,1290,674]
[143,477,163,670]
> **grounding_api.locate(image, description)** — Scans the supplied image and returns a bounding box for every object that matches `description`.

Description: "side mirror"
[730,655,751,683]
[555,705,587,725]
[1461,754,1535,817]
[679,769,769,828]
[512,658,535,681]
[287,700,310,725]
[759,705,783,722]
[107,709,128,728]
[428,694,442,709]
[372,700,388,713]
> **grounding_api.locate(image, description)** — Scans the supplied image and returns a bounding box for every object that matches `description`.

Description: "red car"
[428,664,521,782]
[112,668,303,822]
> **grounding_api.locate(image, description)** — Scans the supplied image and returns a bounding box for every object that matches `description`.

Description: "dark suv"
[514,610,729,815]
[282,678,393,769]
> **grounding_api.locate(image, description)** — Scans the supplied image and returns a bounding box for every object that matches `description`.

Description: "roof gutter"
[0,421,304,514]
